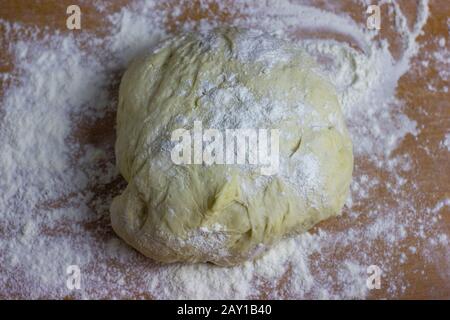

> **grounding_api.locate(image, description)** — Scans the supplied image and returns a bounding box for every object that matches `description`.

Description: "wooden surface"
[0,0,449,299]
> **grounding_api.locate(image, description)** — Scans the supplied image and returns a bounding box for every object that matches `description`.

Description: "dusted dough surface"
[110,28,353,266]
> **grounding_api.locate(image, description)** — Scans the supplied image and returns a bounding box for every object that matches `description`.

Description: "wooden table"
[0,0,449,299]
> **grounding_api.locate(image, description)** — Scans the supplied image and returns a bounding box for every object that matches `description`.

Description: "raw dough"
[110,28,353,266]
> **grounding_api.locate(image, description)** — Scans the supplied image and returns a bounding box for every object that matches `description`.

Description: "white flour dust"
[0,0,448,299]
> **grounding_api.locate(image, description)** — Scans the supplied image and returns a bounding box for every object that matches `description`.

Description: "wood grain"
[0,0,448,299]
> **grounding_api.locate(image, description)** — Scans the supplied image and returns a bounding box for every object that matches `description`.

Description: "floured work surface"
[0,0,449,299]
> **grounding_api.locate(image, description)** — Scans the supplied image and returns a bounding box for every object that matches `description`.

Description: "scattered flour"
[0,0,448,299]
[441,133,450,152]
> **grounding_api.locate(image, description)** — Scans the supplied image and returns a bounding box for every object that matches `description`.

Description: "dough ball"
[110,28,353,266]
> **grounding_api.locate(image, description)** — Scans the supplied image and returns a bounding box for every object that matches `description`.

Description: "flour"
[232,29,292,68]
[0,0,448,299]
[441,133,450,152]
